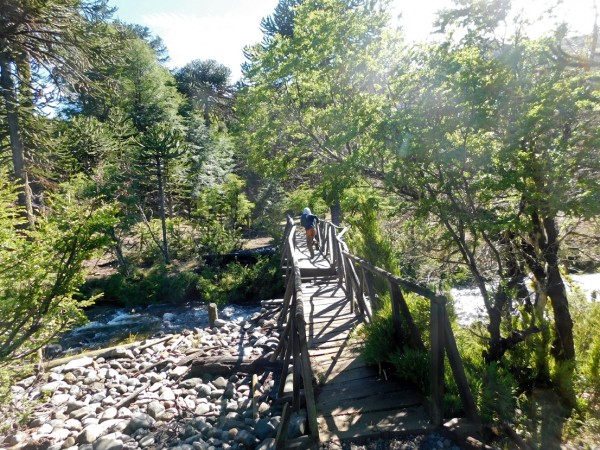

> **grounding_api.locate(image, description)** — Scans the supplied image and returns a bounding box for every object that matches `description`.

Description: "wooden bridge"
[270,216,481,449]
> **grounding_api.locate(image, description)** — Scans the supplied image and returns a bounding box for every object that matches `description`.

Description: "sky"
[106,0,598,82]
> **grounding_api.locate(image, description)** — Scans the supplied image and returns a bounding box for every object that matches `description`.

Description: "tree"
[0,173,116,362]
[175,59,233,127]
[0,0,115,225]
[137,122,186,264]
[238,0,397,224]
[377,0,600,369]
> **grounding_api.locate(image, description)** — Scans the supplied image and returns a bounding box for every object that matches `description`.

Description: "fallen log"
[181,355,284,378]
[44,335,175,370]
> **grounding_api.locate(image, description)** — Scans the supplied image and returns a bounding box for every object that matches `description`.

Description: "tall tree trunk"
[156,156,170,264]
[543,217,575,362]
[329,196,342,225]
[0,53,34,226]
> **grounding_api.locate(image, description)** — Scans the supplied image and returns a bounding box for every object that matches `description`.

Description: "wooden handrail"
[274,217,320,446]
[317,219,479,426]
[277,215,479,438]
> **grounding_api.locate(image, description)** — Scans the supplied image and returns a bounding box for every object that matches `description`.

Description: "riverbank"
[1,303,290,450]
[1,301,467,450]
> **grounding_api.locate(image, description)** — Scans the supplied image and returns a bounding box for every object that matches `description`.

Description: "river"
[55,302,261,355]
[56,273,599,354]
[451,272,600,326]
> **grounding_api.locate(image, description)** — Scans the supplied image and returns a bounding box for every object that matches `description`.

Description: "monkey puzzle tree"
[136,123,186,264]
[0,0,114,225]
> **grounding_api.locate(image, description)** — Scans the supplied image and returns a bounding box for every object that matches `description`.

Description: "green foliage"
[0,175,117,362]
[196,257,283,305]
[389,347,429,393]
[571,292,600,408]
[85,266,199,306]
[478,362,518,425]
[344,189,400,276]
[356,299,395,366]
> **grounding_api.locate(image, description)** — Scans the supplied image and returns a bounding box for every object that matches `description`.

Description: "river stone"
[77,424,105,444]
[236,430,258,448]
[256,438,276,450]
[124,413,155,434]
[117,407,133,419]
[147,401,165,419]
[194,403,210,416]
[93,437,124,450]
[64,357,94,371]
[169,366,188,379]
[63,372,78,384]
[287,414,306,439]
[66,400,87,414]
[70,407,94,421]
[41,380,65,393]
[138,433,155,448]
[180,378,202,389]
[214,319,227,328]
[209,389,225,399]
[63,436,76,448]
[100,407,118,422]
[51,393,71,406]
[254,418,276,440]
[104,347,134,359]
[159,387,175,400]
[65,418,83,431]
[192,440,209,450]
[50,427,71,441]
[196,384,212,398]
[212,377,228,389]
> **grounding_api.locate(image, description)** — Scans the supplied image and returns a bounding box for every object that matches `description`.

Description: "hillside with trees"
[1,0,599,448]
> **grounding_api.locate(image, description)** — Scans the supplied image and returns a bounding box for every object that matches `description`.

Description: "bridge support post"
[430,297,445,426]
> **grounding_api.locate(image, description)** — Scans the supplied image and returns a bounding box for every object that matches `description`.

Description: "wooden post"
[430,298,445,426]
[292,310,301,412]
[278,277,293,327]
[208,303,218,329]
[252,373,259,420]
[275,402,291,450]
[296,292,320,440]
[363,267,378,309]
[345,254,355,314]
[442,308,479,422]
[389,282,404,348]
[390,283,426,351]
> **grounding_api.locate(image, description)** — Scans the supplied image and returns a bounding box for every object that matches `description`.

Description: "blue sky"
[107,0,279,80]
[106,0,597,82]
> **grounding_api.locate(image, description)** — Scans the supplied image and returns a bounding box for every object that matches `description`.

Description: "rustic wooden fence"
[317,219,479,426]
[270,215,319,448]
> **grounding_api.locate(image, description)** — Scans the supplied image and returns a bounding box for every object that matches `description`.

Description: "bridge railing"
[317,219,479,427]
[270,215,319,446]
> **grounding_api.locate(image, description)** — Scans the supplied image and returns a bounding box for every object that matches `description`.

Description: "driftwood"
[44,335,175,369]
[180,355,284,378]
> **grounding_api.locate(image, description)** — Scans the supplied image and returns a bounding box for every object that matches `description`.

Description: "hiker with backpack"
[300,207,320,258]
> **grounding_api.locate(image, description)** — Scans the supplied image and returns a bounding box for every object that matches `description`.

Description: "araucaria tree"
[0,0,113,225]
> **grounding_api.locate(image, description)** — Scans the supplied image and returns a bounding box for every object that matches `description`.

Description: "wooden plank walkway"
[294,230,434,444]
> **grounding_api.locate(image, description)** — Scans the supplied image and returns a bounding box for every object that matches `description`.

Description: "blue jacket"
[300,213,319,230]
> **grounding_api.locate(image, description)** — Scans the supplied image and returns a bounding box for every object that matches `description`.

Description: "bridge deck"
[294,231,433,443]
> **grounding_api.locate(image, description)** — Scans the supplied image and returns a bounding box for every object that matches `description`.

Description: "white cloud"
[140,8,269,81]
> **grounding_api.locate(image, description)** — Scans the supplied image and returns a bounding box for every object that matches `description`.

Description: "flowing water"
[56,273,599,353]
[56,302,261,354]
[451,273,600,326]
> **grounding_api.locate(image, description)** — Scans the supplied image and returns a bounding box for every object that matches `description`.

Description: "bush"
[196,256,284,305]
[85,266,200,306]
[0,178,116,363]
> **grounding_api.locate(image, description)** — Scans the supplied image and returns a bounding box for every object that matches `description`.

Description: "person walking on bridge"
[300,207,320,258]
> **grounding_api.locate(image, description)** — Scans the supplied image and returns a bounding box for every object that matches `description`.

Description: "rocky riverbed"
[0,302,465,450]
